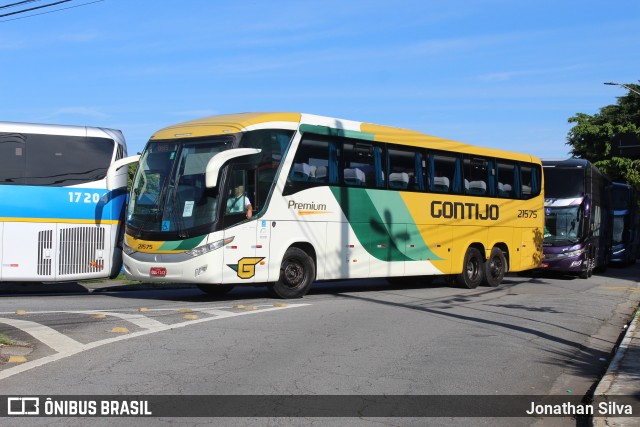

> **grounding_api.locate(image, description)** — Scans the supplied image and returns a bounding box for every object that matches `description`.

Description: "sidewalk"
[592,305,640,427]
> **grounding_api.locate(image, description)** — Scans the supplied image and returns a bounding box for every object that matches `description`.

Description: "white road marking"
[197,308,248,318]
[0,303,310,380]
[0,317,84,353]
[77,311,166,330]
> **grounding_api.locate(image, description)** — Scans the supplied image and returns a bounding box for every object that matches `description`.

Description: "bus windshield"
[544,206,583,245]
[128,137,234,236]
[612,185,631,211]
[612,216,626,244]
[543,168,585,199]
[0,133,115,186]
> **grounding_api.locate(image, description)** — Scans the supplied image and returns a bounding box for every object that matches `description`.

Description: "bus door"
[222,168,262,284]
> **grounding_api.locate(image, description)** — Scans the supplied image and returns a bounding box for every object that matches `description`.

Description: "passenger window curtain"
[415,152,425,191]
[531,166,539,196]
[453,158,462,193]
[428,155,435,190]
[373,145,383,188]
[328,141,338,184]
[487,159,496,197]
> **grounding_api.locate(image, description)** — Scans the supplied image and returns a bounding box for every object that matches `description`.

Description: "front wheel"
[267,247,316,299]
[456,247,484,289]
[483,247,507,287]
[580,251,594,279]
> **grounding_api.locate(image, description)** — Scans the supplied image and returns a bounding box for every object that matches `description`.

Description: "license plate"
[150,267,167,277]
[540,263,549,268]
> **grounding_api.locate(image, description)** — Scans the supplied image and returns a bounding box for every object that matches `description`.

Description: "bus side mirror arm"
[106,155,141,191]
[205,148,261,188]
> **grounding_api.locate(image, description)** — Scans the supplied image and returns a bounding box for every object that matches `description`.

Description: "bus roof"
[150,112,539,164]
[542,158,593,168]
[0,121,126,147]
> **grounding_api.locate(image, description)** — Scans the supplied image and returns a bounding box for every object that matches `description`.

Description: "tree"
[566,82,640,189]
[128,162,138,190]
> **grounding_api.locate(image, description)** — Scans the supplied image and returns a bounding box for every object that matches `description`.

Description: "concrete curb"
[592,307,639,427]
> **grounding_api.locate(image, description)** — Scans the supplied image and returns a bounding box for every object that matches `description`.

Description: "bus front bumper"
[123,251,225,284]
[538,251,585,273]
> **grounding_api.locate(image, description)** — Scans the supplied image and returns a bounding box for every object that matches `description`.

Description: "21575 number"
[518,209,538,218]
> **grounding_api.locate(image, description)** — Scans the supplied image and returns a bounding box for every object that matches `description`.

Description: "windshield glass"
[613,216,626,244]
[543,206,583,245]
[127,137,233,237]
[612,186,631,211]
[543,168,585,199]
[0,132,114,186]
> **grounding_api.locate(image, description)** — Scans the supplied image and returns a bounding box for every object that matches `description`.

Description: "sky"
[1,0,639,158]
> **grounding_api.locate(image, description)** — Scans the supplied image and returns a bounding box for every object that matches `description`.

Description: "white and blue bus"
[0,121,133,282]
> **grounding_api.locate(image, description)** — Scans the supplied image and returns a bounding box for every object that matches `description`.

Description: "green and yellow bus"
[112,113,543,298]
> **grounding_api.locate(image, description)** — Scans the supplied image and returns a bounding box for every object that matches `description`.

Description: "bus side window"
[496,160,516,198]
[342,140,384,189]
[430,153,461,194]
[520,164,540,199]
[283,136,334,196]
[0,133,27,185]
[463,156,488,196]
[388,146,423,191]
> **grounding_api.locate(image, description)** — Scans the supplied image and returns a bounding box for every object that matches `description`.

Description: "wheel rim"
[489,255,504,279]
[282,258,305,289]
[466,257,480,281]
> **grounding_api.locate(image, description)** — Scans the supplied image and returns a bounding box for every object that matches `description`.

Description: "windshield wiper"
[166,184,189,239]
[131,180,169,239]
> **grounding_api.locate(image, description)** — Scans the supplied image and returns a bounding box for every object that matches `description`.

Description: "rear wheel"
[456,247,484,289]
[483,247,507,287]
[197,284,235,296]
[267,247,315,299]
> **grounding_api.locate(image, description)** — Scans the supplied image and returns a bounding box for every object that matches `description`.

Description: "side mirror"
[205,148,261,188]
[106,155,141,191]
[583,195,591,218]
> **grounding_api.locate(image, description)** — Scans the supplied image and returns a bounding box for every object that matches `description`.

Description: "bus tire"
[580,253,594,279]
[197,284,235,296]
[456,247,484,289]
[483,247,506,287]
[268,247,315,299]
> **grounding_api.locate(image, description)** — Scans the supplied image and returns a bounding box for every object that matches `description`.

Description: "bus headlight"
[186,237,234,258]
[564,248,585,258]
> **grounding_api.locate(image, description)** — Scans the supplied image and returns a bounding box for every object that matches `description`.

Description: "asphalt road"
[0,265,638,427]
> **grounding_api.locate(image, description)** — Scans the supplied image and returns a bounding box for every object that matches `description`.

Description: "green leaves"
[566,81,640,193]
